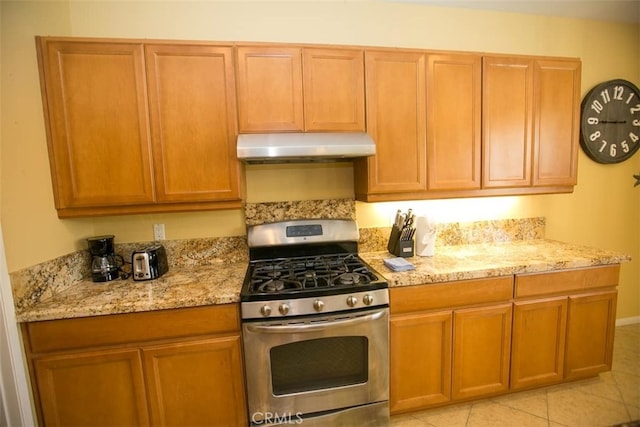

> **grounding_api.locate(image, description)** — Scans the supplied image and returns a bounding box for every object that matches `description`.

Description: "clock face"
[580,79,640,164]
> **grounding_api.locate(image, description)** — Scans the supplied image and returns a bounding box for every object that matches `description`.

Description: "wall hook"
[634,173,640,187]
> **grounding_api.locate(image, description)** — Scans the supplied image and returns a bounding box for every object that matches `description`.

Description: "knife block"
[387,225,414,258]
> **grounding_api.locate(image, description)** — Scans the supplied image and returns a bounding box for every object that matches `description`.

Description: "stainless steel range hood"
[237,133,376,163]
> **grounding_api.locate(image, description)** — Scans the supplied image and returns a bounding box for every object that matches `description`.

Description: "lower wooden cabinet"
[451,304,512,401]
[34,348,150,426]
[390,310,452,412]
[143,336,247,426]
[564,290,617,380]
[22,304,248,426]
[511,297,567,390]
[390,265,620,414]
[389,276,513,414]
[514,266,619,387]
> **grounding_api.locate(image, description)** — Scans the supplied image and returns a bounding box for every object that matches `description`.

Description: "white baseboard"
[616,316,640,326]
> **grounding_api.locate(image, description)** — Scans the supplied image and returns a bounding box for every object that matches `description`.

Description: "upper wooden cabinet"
[36,37,243,217]
[483,56,534,188]
[37,39,156,211]
[37,37,581,212]
[145,44,241,204]
[532,59,581,187]
[303,48,365,131]
[483,56,581,189]
[354,50,427,197]
[235,45,365,133]
[235,46,304,132]
[427,53,482,191]
[356,49,580,202]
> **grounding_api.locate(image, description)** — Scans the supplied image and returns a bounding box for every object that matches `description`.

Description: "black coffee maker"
[87,235,121,282]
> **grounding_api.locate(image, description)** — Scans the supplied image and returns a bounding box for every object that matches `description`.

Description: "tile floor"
[391,323,640,427]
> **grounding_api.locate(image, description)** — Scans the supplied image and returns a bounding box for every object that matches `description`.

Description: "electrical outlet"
[153,223,166,241]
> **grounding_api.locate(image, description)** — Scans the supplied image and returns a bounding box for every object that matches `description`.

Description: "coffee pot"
[87,235,123,282]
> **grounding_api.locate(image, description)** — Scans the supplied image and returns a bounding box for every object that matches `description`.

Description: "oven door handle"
[245,309,386,334]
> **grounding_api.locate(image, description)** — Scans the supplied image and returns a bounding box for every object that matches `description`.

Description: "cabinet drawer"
[515,265,619,298]
[25,304,240,353]
[390,276,513,314]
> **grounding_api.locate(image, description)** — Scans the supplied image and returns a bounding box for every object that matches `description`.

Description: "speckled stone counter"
[16,238,630,323]
[12,209,631,323]
[362,239,631,287]
[15,261,247,322]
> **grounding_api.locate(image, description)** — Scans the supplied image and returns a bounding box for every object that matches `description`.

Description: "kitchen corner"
[11,199,631,323]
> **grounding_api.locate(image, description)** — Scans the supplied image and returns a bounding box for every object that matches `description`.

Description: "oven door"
[242,307,389,423]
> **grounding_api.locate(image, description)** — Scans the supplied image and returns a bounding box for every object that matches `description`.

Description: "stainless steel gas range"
[240,219,390,426]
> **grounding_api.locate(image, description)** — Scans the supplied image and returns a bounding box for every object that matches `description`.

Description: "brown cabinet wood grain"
[236,45,365,133]
[34,348,150,426]
[565,290,617,379]
[451,303,512,400]
[144,336,247,426]
[483,56,534,188]
[236,45,304,132]
[532,59,581,187]
[390,265,619,414]
[356,49,580,201]
[389,276,513,413]
[390,310,452,412]
[23,304,247,426]
[37,39,156,211]
[512,266,618,389]
[302,47,365,131]
[354,50,427,197]
[511,297,567,390]
[36,37,243,217]
[145,44,241,204]
[427,53,482,191]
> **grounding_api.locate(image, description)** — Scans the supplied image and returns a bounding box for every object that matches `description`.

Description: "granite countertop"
[363,239,631,287]
[16,239,630,323]
[16,261,248,323]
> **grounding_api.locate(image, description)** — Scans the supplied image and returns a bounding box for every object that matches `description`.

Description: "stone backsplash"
[10,197,545,312]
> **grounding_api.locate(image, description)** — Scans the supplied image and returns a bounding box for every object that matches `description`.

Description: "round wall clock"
[580,79,640,164]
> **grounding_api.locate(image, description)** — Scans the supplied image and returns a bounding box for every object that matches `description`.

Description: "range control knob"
[260,305,272,317]
[363,294,374,306]
[313,300,325,312]
[279,303,290,315]
[346,296,358,307]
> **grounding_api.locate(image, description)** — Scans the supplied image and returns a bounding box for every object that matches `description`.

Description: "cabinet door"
[565,290,617,380]
[356,50,427,196]
[426,54,482,191]
[452,303,512,401]
[303,47,365,131]
[532,59,581,186]
[236,46,303,132]
[37,39,155,209]
[390,311,452,413]
[511,297,567,390]
[143,336,247,426]
[145,44,241,203]
[34,348,149,426]
[482,56,534,188]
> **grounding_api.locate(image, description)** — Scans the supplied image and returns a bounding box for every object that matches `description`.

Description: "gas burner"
[256,278,302,293]
[259,280,285,292]
[335,272,364,286]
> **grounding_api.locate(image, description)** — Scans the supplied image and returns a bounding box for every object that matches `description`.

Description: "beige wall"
[1,1,639,318]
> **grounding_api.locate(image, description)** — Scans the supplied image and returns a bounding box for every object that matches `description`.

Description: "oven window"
[270,336,368,395]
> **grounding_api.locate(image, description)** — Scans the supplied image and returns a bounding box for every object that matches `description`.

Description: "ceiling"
[385,0,640,24]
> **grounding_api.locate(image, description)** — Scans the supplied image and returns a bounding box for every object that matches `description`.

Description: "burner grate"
[248,254,378,294]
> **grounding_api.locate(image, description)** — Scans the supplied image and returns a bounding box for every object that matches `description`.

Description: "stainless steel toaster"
[132,245,168,281]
